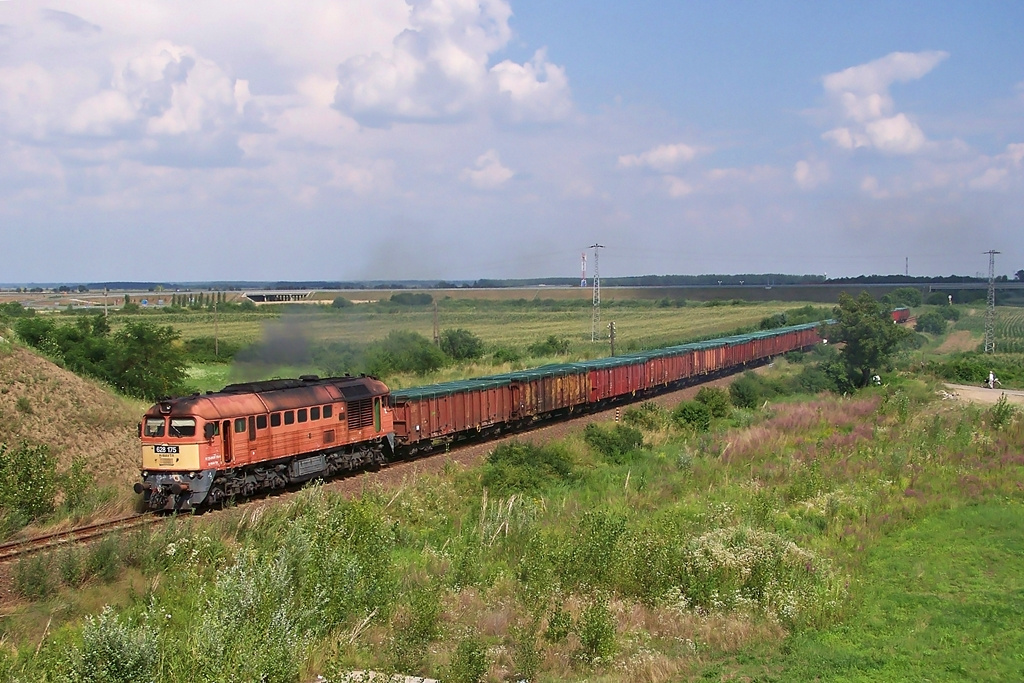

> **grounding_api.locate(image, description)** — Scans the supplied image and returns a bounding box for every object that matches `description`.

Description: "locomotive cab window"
[144,418,165,437]
[256,415,268,430]
[170,418,196,438]
[323,405,332,419]
[270,413,282,427]
[311,406,321,421]
[297,408,307,423]
[284,411,295,425]
[234,418,246,433]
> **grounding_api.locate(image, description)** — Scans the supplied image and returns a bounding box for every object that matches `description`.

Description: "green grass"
[757,502,1024,681]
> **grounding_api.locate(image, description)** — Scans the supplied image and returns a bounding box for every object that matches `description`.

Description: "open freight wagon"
[389,322,824,450]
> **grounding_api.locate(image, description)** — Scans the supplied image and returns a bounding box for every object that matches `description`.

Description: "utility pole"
[433,301,439,346]
[580,252,587,287]
[590,243,604,342]
[608,321,616,356]
[984,250,1000,353]
[214,294,219,358]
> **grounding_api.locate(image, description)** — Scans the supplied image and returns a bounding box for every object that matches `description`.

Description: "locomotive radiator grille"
[347,399,374,430]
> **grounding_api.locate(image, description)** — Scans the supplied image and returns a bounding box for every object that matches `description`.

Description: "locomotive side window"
[311,406,321,421]
[234,418,246,433]
[284,411,295,425]
[170,418,196,437]
[297,408,308,423]
[144,418,165,437]
[270,413,282,427]
[256,415,268,429]
[323,405,333,419]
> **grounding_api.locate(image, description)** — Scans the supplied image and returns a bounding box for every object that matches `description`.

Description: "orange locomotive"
[136,375,394,511]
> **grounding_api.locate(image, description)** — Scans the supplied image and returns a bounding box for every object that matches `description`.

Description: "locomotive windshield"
[169,418,197,438]
[144,418,165,437]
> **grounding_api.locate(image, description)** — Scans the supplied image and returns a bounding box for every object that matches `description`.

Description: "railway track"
[0,514,163,564]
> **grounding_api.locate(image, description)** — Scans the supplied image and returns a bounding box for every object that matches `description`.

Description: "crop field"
[116,299,821,357]
[996,308,1024,353]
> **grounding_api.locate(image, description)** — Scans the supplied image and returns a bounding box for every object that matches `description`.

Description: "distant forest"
[68,273,989,292]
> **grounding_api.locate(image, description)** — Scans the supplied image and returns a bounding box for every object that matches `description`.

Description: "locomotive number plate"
[154,445,179,454]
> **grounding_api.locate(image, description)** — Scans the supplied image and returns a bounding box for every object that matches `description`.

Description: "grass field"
[122,299,816,353]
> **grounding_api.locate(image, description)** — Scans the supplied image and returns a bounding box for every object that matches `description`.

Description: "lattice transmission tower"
[984,249,1000,354]
[590,243,604,342]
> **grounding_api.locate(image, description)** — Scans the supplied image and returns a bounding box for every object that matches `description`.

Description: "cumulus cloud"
[334,0,571,126]
[821,51,947,155]
[794,158,830,189]
[460,148,513,189]
[968,142,1024,190]
[618,143,699,172]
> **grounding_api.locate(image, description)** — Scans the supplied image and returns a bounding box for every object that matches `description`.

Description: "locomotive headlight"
[141,471,148,477]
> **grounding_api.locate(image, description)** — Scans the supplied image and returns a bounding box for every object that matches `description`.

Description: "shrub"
[0,441,57,525]
[729,373,763,409]
[673,400,712,432]
[575,598,616,665]
[583,423,645,463]
[694,386,731,418]
[622,401,668,430]
[491,346,522,364]
[914,310,946,334]
[390,292,433,306]
[482,441,575,495]
[440,328,484,360]
[544,603,572,643]
[446,636,488,683]
[527,335,570,357]
[13,554,56,599]
[331,296,353,308]
[881,287,923,308]
[364,330,447,377]
[66,606,158,683]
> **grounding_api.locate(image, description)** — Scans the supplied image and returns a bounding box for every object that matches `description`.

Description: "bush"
[66,606,158,683]
[491,346,522,364]
[364,330,447,377]
[390,292,433,306]
[13,554,56,599]
[914,310,946,334]
[446,636,488,683]
[331,296,353,308]
[694,386,731,418]
[881,287,923,308]
[672,400,712,432]
[528,335,570,357]
[482,441,576,495]
[575,598,616,665]
[622,401,668,430]
[440,328,484,360]
[0,442,57,526]
[583,423,645,464]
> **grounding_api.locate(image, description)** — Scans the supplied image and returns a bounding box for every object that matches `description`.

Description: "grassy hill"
[0,337,143,485]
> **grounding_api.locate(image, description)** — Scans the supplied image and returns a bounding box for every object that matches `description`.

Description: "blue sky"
[1,0,1022,282]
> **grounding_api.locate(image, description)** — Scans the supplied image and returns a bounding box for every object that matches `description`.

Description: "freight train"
[137,321,824,511]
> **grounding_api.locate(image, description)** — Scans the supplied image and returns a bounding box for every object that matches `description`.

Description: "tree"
[1015,269,1024,282]
[914,310,946,335]
[828,292,910,387]
[108,321,189,399]
[439,328,484,360]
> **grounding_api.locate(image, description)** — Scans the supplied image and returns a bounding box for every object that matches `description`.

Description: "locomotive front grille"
[159,455,175,466]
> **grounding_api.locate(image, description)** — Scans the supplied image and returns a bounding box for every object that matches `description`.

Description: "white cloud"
[460,148,513,189]
[664,176,693,198]
[618,143,699,172]
[334,0,571,125]
[793,159,830,190]
[821,51,947,155]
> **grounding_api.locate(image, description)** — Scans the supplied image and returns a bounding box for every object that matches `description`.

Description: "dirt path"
[935,331,980,354]
[943,383,1024,406]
